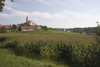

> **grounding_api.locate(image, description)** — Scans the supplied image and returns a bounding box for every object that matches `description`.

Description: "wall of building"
[21,28,36,31]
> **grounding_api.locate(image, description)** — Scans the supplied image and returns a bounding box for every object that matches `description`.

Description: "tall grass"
[1,39,100,67]
[0,49,67,67]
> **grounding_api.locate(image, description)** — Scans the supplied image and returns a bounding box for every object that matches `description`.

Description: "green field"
[0,32,99,67]
[9,29,80,34]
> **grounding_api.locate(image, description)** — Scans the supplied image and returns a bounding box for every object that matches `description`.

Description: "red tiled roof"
[3,25,11,29]
[38,25,40,27]
[21,26,36,29]
[28,20,34,24]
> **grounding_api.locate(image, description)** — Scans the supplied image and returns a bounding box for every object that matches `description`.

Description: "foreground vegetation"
[0,48,67,67]
[0,33,98,67]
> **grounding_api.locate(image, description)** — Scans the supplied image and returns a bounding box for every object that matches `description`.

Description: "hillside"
[9,29,79,34]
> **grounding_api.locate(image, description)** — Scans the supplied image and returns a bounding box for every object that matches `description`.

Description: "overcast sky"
[0,0,100,28]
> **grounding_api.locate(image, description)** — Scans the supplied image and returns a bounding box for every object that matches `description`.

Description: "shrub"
[0,37,6,42]
[0,29,7,33]
[41,44,59,60]
[14,41,43,57]
[5,41,18,49]
[4,39,100,67]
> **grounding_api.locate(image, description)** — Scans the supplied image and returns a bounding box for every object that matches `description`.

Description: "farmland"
[0,33,99,67]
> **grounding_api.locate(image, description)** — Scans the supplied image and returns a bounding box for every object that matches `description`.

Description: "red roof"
[21,26,36,29]
[3,25,11,29]
[28,20,34,24]
[0,25,2,28]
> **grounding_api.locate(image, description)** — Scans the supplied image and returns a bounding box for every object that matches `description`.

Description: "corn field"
[0,33,99,67]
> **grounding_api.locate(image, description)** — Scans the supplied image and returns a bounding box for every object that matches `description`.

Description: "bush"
[0,29,7,33]
[5,41,18,49]
[5,40,100,67]
[0,37,6,42]
[14,41,43,57]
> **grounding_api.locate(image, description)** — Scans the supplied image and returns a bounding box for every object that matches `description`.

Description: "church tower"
[26,16,28,22]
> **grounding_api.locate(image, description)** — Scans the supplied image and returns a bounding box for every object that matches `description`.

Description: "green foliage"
[0,37,6,42]
[9,29,78,34]
[0,49,67,67]
[0,0,13,12]
[71,27,95,33]
[4,39,100,67]
[0,33,98,67]
[42,26,48,31]
[79,30,83,34]
[41,41,60,60]
[5,41,18,49]
[0,29,7,33]
[95,27,100,36]
[12,24,17,29]
[95,27,100,44]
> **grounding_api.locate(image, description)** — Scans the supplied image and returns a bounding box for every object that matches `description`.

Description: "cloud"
[37,0,56,5]
[1,5,67,20]
[1,3,96,20]
[54,0,69,6]
[37,0,70,6]
[4,0,19,8]
[36,0,84,6]
[32,12,52,18]
[0,13,12,18]
[65,10,94,18]
[3,5,30,16]
[73,0,85,5]
[32,11,69,19]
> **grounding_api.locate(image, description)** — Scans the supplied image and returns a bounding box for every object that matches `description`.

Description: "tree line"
[67,27,95,33]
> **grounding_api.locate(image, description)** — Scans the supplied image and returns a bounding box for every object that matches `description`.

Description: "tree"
[79,30,83,34]
[43,26,48,31]
[0,0,13,12]
[0,27,7,33]
[12,24,17,29]
[95,22,100,44]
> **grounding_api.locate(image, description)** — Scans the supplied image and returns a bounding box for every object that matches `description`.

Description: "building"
[26,16,35,26]
[62,28,65,31]
[0,25,2,29]
[67,30,70,32]
[35,25,41,29]
[2,25,11,29]
[20,26,36,31]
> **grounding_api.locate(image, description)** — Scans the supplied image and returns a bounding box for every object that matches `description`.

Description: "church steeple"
[26,16,28,21]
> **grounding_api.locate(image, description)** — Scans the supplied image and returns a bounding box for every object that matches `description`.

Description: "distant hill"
[54,27,96,33]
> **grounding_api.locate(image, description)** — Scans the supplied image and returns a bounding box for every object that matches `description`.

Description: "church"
[19,16,41,31]
[26,16,35,26]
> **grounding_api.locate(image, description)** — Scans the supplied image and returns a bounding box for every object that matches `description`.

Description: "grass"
[8,29,79,34]
[0,33,95,44]
[0,48,68,67]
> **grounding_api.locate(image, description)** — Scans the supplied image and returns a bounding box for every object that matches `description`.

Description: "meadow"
[0,32,99,67]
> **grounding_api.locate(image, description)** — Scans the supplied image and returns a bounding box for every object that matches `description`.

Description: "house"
[67,30,70,32]
[62,28,65,31]
[2,25,11,29]
[35,25,41,29]
[0,25,2,29]
[20,26,36,31]
[26,16,35,26]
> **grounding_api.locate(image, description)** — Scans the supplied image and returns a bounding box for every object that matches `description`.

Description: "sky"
[0,0,100,28]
